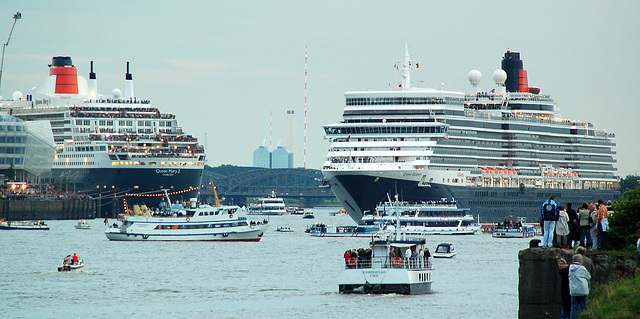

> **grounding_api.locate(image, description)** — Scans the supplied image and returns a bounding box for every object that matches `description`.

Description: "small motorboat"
[433,243,457,258]
[276,226,295,232]
[75,220,90,230]
[58,260,85,272]
[302,211,315,219]
[0,220,49,230]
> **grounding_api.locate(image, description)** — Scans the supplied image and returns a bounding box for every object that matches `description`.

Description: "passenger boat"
[338,226,433,294]
[75,220,90,230]
[58,260,85,272]
[307,223,380,237]
[321,46,619,225]
[492,218,536,238]
[433,243,457,258]
[361,196,481,236]
[105,192,269,241]
[247,192,287,215]
[1,56,205,215]
[0,220,49,230]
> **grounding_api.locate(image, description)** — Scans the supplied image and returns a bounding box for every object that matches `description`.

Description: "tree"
[606,187,640,250]
[619,174,640,194]
[5,163,15,181]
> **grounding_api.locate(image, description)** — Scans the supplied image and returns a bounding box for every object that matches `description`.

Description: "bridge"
[200,166,338,207]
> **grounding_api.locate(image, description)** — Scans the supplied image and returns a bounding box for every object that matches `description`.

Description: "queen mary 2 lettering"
[322,45,620,224]
[0,56,205,215]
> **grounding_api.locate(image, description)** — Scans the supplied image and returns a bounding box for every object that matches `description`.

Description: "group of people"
[557,247,594,319]
[63,253,80,266]
[539,196,610,250]
[343,248,372,268]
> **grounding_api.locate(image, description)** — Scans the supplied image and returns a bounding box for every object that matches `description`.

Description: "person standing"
[576,246,595,278]
[577,203,592,248]
[557,258,571,319]
[566,203,579,248]
[555,206,570,249]
[589,203,598,250]
[540,196,559,247]
[569,254,591,319]
[596,199,608,250]
[636,229,640,267]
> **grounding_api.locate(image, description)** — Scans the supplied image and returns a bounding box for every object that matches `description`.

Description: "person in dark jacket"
[557,258,571,319]
[565,203,579,248]
[540,196,559,247]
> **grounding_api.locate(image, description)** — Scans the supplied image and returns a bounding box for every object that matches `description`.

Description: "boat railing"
[344,256,432,270]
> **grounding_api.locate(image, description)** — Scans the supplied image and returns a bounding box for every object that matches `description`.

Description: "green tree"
[620,174,640,194]
[607,187,640,250]
[5,163,15,181]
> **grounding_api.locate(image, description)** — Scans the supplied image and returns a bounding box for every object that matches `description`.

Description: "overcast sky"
[1,1,638,176]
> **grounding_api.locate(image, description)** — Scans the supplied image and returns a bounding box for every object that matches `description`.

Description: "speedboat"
[0,220,49,230]
[105,192,269,242]
[276,226,295,232]
[58,260,85,272]
[302,210,315,219]
[433,243,457,258]
[75,220,90,230]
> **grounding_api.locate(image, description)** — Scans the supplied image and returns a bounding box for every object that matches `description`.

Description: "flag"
[346,135,351,141]
[416,63,419,68]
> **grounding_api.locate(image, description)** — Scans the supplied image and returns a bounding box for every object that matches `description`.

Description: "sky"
[1,1,639,176]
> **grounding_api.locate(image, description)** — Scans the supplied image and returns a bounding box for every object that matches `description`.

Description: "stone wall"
[518,246,637,319]
[0,199,96,220]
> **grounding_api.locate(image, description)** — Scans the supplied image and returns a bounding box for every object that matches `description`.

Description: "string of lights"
[125,186,199,197]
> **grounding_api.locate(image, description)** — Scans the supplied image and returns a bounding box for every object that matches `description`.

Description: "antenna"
[303,45,308,168]
[269,110,272,151]
[0,11,22,97]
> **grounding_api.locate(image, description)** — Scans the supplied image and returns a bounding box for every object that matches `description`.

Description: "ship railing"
[344,256,432,270]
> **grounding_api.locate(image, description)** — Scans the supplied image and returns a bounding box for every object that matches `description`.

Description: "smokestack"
[124,62,134,101]
[286,110,295,155]
[88,61,97,100]
[49,56,79,94]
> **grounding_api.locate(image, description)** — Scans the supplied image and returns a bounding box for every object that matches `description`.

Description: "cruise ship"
[0,56,205,215]
[322,47,619,223]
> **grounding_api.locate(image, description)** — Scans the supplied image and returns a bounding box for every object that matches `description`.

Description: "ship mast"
[0,11,22,97]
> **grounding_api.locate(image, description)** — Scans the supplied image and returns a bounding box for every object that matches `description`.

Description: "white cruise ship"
[0,57,205,215]
[322,46,619,223]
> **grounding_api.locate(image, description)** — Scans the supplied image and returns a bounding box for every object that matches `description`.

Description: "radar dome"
[468,70,482,85]
[12,91,23,101]
[493,69,507,84]
[112,88,122,99]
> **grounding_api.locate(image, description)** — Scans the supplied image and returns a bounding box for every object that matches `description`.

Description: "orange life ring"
[186,217,190,222]
[347,257,356,266]
[230,214,234,219]
[392,257,402,265]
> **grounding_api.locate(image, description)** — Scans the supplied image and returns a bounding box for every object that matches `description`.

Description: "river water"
[0,208,528,318]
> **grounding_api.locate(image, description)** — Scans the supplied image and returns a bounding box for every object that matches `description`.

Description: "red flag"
[416,63,419,68]
[346,135,351,141]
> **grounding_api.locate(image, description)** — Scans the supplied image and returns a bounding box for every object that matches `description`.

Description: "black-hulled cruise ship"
[322,46,619,223]
[0,57,205,215]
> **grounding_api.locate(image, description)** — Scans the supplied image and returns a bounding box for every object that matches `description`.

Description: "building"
[272,146,293,168]
[253,146,271,168]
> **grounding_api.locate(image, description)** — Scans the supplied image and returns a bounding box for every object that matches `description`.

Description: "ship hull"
[51,166,203,216]
[323,170,620,223]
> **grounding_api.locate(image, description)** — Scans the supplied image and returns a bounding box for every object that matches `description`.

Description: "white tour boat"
[307,223,381,237]
[492,218,536,238]
[247,192,287,215]
[105,193,269,241]
[362,196,481,236]
[0,220,49,230]
[339,229,433,294]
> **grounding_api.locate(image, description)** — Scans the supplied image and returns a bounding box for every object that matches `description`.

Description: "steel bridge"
[200,167,336,207]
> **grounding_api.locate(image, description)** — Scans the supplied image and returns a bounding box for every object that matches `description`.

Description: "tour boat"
[105,193,269,241]
[0,220,49,230]
[307,223,381,237]
[492,218,536,238]
[247,192,287,215]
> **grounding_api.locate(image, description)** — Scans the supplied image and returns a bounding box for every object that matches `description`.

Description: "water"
[0,208,528,318]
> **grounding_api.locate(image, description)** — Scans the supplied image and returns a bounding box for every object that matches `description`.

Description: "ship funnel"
[124,61,134,101]
[49,56,79,94]
[501,50,539,94]
[88,61,97,100]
